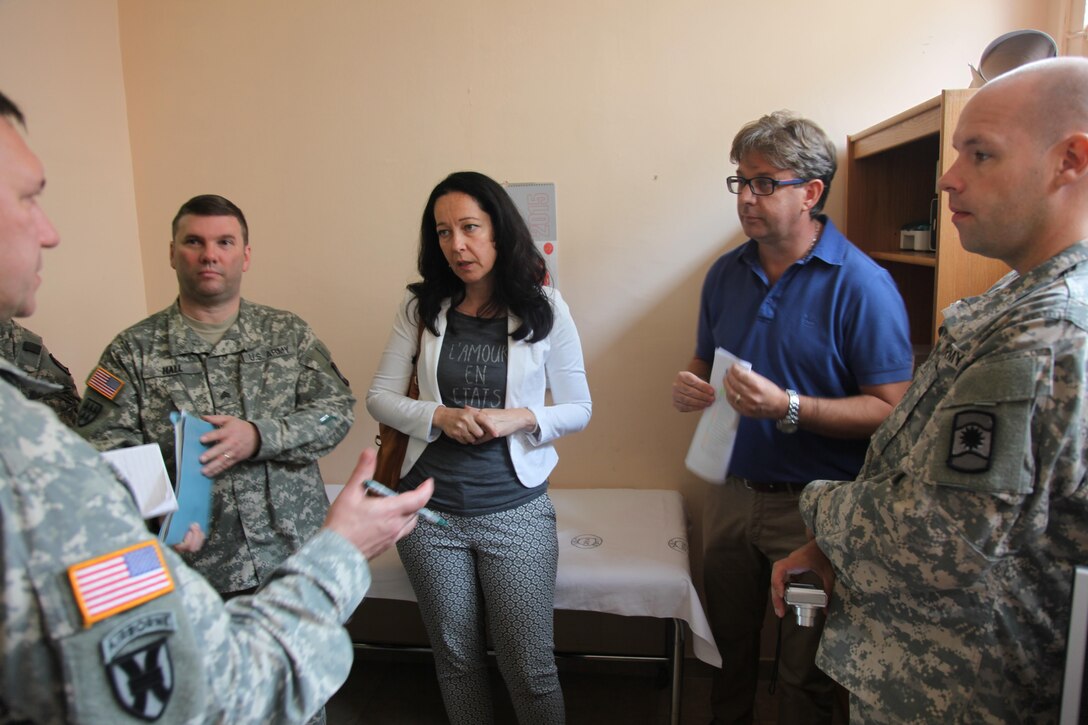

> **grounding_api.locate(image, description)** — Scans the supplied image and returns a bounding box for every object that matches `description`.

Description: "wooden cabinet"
[845,89,1009,345]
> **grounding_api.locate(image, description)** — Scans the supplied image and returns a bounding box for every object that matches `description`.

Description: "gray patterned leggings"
[397,493,565,725]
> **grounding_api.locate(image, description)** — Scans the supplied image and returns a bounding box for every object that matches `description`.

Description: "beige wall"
[1,0,1062,566]
[0,0,146,382]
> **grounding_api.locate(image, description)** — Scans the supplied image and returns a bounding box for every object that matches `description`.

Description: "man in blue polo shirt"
[672,110,913,724]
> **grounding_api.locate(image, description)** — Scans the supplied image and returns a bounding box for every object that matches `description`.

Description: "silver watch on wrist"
[776,389,800,434]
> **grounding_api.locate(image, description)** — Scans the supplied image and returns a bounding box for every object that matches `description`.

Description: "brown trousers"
[702,478,840,725]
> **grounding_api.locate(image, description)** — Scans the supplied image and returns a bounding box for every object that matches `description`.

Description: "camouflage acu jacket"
[802,242,1088,722]
[0,318,80,427]
[0,360,369,723]
[76,299,355,593]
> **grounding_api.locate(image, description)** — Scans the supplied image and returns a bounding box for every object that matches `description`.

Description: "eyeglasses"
[727,175,807,196]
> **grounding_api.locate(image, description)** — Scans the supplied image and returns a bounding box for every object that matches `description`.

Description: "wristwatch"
[776,389,800,434]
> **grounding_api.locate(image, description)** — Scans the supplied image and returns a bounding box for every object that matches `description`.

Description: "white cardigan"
[366,288,592,487]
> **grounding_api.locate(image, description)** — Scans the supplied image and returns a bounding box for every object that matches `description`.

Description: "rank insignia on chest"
[947,410,996,473]
[68,540,176,627]
[87,366,126,401]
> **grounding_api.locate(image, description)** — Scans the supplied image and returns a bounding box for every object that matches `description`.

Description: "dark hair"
[409,171,553,342]
[171,194,249,244]
[0,90,26,128]
[730,111,837,217]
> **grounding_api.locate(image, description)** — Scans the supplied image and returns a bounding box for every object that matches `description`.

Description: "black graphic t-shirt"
[400,310,544,516]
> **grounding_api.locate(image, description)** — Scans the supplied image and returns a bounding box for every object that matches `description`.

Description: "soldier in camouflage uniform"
[0,88,434,723]
[0,318,80,426]
[76,194,355,596]
[770,58,1088,722]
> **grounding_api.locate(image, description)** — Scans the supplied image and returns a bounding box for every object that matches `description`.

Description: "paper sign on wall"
[505,182,558,288]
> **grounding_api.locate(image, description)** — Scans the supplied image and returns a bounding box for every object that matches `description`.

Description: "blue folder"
[159,411,214,546]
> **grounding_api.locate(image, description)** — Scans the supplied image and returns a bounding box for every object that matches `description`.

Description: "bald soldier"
[77,194,355,598]
[771,57,1088,722]
[0,90,434,722]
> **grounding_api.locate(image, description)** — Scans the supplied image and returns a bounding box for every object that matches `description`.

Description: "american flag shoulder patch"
[87,366,125,401]
[68,540,175,627]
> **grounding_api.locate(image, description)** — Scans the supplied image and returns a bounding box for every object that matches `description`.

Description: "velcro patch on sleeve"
[68,540,175,627]
[947,410,996,473]
[87,366,126,401]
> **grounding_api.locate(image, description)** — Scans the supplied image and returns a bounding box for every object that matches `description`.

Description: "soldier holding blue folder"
[76,194,356,599]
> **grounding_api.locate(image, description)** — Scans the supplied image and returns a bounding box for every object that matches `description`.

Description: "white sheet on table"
[325,485,721,667]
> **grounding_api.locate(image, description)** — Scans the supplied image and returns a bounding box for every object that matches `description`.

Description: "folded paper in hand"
[159,410,214,546]
[685,348,751,484]
[101,443,178,519]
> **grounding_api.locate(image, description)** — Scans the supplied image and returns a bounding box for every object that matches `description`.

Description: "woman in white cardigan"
[366,171,591,725]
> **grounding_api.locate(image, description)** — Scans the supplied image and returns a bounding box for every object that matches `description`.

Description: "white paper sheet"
[684,347,751,484]
[101,443,178,519]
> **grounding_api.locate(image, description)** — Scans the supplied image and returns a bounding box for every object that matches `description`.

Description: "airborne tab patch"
[101,611,177,721]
